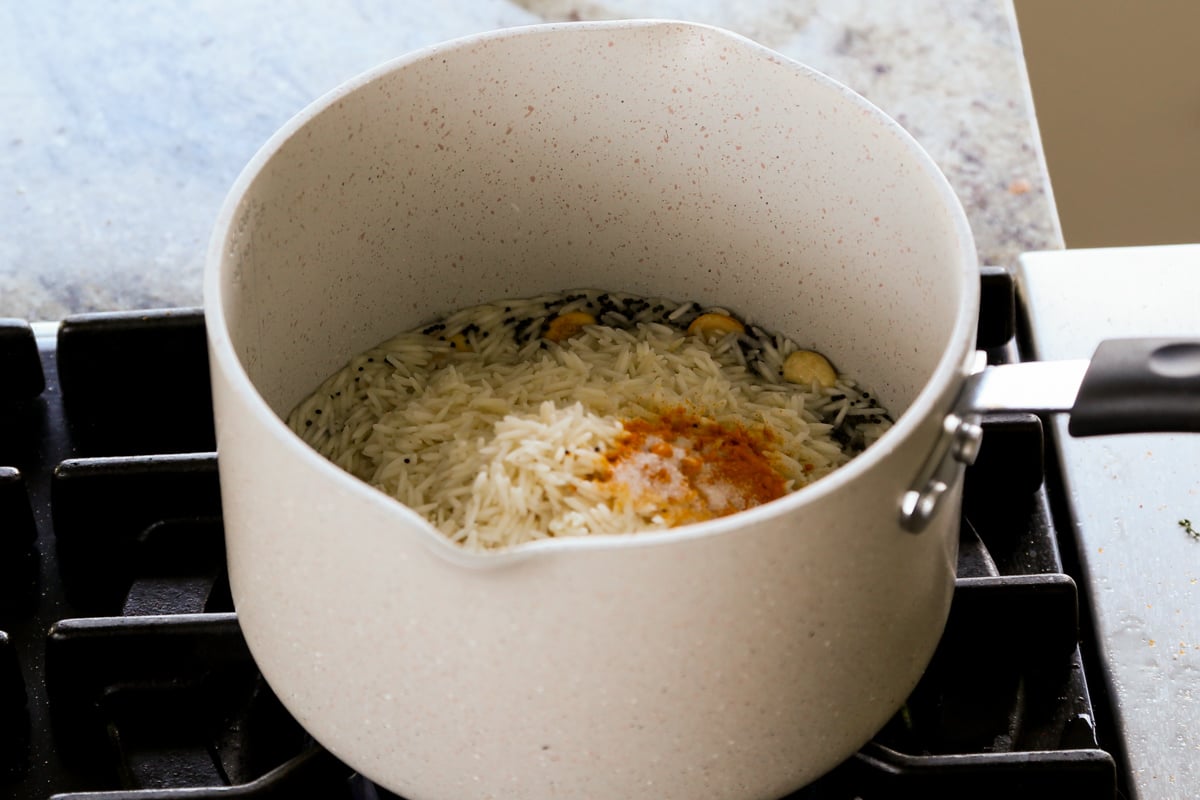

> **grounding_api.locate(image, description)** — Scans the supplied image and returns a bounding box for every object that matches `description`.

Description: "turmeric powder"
[595,406,791,525]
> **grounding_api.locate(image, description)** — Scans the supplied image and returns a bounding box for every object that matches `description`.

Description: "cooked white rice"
[287,289,891,550]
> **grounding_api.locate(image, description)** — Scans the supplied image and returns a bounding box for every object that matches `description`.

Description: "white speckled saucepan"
[205,20,980,800]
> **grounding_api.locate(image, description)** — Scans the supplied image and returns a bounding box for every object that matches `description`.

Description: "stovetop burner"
[0,269,1124,799]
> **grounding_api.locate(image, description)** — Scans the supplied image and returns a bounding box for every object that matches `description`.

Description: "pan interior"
[215,22,975,440]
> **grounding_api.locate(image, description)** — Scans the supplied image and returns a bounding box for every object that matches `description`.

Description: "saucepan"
[203,19,1199,800]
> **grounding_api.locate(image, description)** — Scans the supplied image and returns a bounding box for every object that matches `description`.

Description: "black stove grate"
[0,272,1120,799]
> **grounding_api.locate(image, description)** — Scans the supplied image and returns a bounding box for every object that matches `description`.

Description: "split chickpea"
[783,350,838,388]
[687,312,745,338]
[544,311,597,342]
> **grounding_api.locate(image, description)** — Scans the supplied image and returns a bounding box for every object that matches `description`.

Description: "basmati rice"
[287,289,892,550]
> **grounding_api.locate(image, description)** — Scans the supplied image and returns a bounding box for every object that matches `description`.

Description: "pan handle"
[963,338,1200,434]
[900,337,1200,532]
[1065,338,1200,436]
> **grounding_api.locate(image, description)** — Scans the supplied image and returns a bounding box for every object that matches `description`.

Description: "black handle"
[978,266,1016,350]
[1068,338,1200,436]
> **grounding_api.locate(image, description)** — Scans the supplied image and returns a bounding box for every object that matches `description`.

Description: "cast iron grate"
[0,270,1119,799]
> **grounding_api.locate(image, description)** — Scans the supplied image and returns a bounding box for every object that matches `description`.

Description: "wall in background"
[1013,0,1200,248]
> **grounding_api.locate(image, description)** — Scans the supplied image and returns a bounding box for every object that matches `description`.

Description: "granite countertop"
[1,0,1061,320]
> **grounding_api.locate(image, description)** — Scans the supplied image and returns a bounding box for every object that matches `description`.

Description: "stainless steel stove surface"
[1019,244,1200,798]
[0,269,1127,799]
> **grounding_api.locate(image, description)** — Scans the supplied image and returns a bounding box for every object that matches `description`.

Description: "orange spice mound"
[595,406,791,525]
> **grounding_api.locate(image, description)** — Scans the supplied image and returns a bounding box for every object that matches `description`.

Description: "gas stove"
[0,267,1127,799]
